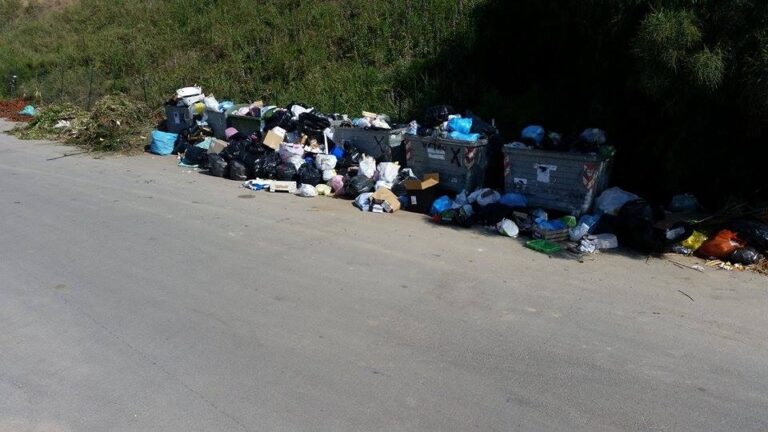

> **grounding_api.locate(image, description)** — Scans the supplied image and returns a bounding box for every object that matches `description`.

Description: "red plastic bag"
[695,230,746,259]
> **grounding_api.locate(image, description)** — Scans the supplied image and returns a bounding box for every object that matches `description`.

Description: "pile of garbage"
[147,87,768,275]
[406,104,497,141]
[152,104,411,213]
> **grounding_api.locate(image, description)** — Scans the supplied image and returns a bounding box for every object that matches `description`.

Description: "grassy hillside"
[2,0,767,206]
[0,0,479,118]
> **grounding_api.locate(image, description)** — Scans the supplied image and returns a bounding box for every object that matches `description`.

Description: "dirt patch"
[0,99,33,122]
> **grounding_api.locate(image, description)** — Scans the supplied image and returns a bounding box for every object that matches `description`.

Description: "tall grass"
[0,0,480,120]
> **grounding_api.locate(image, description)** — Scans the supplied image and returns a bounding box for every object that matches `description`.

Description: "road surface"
[1,119,766,431]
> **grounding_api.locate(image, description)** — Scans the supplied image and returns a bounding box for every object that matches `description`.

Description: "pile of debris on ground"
[7,94,154,152]
[143,86,768,275]
[6,86,768,275]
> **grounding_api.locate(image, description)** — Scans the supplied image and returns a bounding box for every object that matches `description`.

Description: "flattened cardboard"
[372,187,401,213]
[404,173,439,191]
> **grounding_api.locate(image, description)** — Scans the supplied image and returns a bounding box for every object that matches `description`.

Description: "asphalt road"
[1,119,767,432]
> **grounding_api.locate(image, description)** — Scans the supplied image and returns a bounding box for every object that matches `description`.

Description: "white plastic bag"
[358,156,376,179]
[355,192,374,211]
[471,188,500,207]
[290,105,313,119]
[322,169,337,182]
[286,155,304,171]
[316,184,332,196]
[203,95,219,111]
[315,154,338,171]
[377,162,399,183]
[569,223,590,241]
[279,143,305,162]
[371,118,391,129]
[375,180,393,190]
[296,184,318,197]
[497,218,519,238]
[596,187,639,215]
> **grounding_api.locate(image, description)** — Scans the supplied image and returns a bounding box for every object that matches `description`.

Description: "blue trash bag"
[18,105,37,116]
[447,117,473,134]
[578,213,601,233]
[579,128,606,146]
[521,125,545,145]
[448,131,480,141]
[499,192,528,208]
[331,145,345,160]
[536,219,567,231]
[218,101,234,112]
[150,130,178,155]
[430,195,453,216]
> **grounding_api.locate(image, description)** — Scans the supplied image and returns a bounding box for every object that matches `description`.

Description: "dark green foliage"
[0,0,766,205]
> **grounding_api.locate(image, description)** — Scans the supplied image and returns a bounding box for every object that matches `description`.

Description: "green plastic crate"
[525,239,562,255]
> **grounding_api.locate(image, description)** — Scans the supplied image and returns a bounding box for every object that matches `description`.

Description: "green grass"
[0,0,480,120]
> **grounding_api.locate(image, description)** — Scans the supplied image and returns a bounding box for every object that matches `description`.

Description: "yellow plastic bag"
[682,231,707,250]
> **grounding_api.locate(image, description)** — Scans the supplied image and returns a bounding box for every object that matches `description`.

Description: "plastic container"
[503,145,613,216]
[333,127,406,159]
[205,108,227,139]
[165,105,194,134]
[405,135,488,193]
[525,239,562,255]
[226,104,261,136]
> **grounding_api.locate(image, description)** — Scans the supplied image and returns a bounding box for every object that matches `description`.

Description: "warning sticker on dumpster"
[427,147,446,160]
[535,164,557,183]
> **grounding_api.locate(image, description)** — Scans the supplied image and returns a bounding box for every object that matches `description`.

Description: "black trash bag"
[473,203,515,226]
[246,131,264,148]
[276,163,298,181]
[297,163,323,186]
[208,153,228,178]
[255,152,281,179]
[424,105,454,127]
[337,142,365,169]
[615,199,665,254]
[264,109,297,132]
[220,136,249,162]
[173,125,204,154]
[417,126,435,137]
[299,112,331,133]
[183,145,208,165]
[730,220,768,252]
[228,160,248,181]
[455,205,475,228]
[464,112,498,136]
[173,132,190,155]
[728,247,764,265]
[391,182,407,197]
[344,175,375,197]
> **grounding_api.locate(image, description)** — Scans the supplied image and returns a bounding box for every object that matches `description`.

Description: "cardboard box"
[208,138,229,154]
[372,187,401,213]
[403,173,439,191]
[263,126,286,150]
[403,173,440,214]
